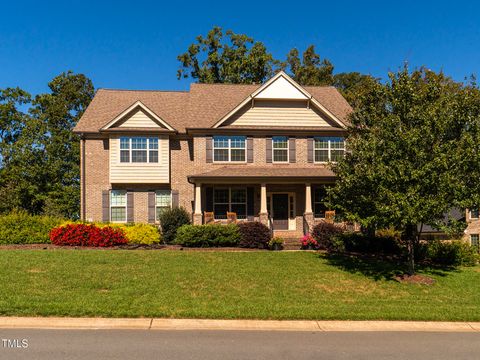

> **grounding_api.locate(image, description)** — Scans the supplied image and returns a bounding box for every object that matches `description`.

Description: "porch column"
[259,183,269,226]
[193,183,203,225]
[304,183,314,233]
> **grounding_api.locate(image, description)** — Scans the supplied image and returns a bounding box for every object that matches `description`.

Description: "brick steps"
[272,231,303,250]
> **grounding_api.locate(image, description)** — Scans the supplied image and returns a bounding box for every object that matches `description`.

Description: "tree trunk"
[404,223,417,275]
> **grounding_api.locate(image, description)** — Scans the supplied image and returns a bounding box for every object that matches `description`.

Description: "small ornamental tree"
[329,65,480,274]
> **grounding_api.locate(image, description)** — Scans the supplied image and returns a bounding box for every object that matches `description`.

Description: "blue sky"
[1,0,479,95]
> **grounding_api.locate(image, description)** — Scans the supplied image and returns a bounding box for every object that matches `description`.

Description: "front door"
[272,194,289,230]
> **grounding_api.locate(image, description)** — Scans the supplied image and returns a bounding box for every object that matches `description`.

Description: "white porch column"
[305,183,312,213]
[194,183,202,214]
[260,183,267,214]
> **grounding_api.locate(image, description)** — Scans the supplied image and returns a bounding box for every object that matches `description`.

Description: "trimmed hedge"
[175,224,240,247]
[158,207,191,243]
[335,232,402,254]
[0,212,64,244]
[427,241,478,266]
[311,222,345,250]
[50,224,128,247]
[238,222,271,249]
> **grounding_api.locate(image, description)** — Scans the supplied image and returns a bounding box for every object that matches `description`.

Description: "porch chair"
[226,212,237,224]
[325,210,336,223]
[204,211,215,224]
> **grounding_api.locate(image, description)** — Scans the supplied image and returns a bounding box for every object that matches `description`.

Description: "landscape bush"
[50,224,128,247]
[158,207,191,243]
[238,221,270,249]
[118,224,160,244]
[311,222,345,250]
[335,232,402,254]
[0,211,64,244]
[175,224,240,247]
[427,240,478,266]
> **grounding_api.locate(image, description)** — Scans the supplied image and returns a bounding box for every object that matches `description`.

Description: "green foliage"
[427,241,478,267]
[175,224,240,247]
[158,207,191,243]
[334,232,402,254]
[268,237,284,250]
[0,211,63,244]
[238,221,271,249]
[286,45,334,86]
[311,222,345,250]
[333,72,379,107]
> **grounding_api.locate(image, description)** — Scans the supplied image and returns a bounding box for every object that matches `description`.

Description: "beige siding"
[118,109,162,128]
[109,135,169,183]
[225,100,332,127]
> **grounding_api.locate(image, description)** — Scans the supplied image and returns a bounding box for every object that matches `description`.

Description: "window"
[272,136,288,162]
[313,187,327,218]
[110,190,127,222]
[155,190,171,220]
[213,187,247,219]
[314,137,345,162]
[213,136,246,162]
[471,234,479,247]
[471,209,479,219]
[119,137,159,163]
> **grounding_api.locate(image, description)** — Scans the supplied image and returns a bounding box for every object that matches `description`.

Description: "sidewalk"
[1,317,479,332]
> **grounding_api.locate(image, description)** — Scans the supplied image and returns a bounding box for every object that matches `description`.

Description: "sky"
[1,0,479,96]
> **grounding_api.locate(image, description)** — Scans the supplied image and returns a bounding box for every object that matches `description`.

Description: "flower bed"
[50,224,127,247]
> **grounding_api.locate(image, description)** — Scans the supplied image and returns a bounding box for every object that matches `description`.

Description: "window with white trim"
[314,137,345,162]
[110,190,127,222]
[120,137,158,163]
[470,234,479,247]
[213,187,247,219]
[470,209,479,219]
[155,190,172,220]
[213,136,246,162]
[272,136,288,162]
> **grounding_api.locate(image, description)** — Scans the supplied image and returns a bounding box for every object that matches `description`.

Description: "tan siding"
[118,109,162,128]
[226,100,331,127]
[109,135,169,183]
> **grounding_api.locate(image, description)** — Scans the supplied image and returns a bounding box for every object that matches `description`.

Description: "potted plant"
[268,237,284,251]
[300,234,318,250]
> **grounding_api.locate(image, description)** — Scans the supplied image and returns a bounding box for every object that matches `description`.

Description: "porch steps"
[273,231,303,250]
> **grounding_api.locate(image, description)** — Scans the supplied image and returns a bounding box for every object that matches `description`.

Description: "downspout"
[81,135,86,222]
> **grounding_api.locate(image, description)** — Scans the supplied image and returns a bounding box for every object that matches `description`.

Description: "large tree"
[329,66,480,274]
[286,45,334,86]
[177,26,278,84]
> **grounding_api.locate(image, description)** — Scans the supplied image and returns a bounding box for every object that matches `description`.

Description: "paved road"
[1,329,479,360]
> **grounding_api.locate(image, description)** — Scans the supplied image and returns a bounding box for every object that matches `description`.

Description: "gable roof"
[74,77,352,134]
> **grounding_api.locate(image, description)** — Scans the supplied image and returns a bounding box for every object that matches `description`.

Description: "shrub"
[0,211,64,244]
[175,224,240,247]
[158,207,191,243]
[268,237,284,250]
[238,221,270,249]
[50,224,128,247]
[427,240,478,266]
[311,222,345,250]
[121,224,160,244]
[336,232,402,254]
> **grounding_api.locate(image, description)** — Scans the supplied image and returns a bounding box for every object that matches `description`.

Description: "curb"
[0,317,480,332]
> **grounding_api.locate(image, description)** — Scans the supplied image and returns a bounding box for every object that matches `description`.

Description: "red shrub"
[49,224,127,247]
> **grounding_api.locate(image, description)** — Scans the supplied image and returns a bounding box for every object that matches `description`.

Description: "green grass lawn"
[0,250,479,321]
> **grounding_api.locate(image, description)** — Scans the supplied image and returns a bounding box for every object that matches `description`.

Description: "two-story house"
[73,71,352,238]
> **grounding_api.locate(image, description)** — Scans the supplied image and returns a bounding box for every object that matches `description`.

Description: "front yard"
[0,250,479,321]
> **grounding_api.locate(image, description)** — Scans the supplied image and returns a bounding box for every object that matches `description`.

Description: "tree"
[328,66,480,274]
[286,45,334,86]
[177,26,278,84]
[333,72,378,107]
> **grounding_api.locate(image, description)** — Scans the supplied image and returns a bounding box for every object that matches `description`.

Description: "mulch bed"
[395,274,436,285]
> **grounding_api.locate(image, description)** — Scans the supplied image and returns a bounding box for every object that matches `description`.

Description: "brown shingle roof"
[74,83,352,133]
[188,166,335,179]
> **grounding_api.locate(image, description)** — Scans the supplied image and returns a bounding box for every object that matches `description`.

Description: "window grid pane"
[156,191,171,207]
[230,149,245,162]
[213,136,246,162]
[131,138,147,149]
[111,191,126,206]
[149,138,158,149]
[120,150,130,163]
[471,209,479,218]
[111,207,126,222]
[314,137,345,162]
[149,150,158,163]
[214,149,229,162]
[120,137,130,150]
[471,234,479,247]
[273,136,288,149]
[132,150,147,163]
[273,149,288,162]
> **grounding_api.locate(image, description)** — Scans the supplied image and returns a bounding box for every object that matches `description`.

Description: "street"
[1,329,479,360]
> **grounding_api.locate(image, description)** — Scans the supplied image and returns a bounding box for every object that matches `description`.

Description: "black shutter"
[289,137,296,163]
[127,191,134,223]
[307,137,314,163]
[102,190,110,222]
[266,137,272,163]
[172,190,179,207]
[148,191,156,223]
[205,187,213,212]
[247,187,254,220]
[247,137,253,163]
[206,136,213,163]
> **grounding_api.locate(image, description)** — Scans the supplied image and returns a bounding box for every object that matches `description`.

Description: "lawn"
[0,250,479,321]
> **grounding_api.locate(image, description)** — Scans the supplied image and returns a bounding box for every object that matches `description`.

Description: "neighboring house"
[73,71,352,238]
[465,209,480,247]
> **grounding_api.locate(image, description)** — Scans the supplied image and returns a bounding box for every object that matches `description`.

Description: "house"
[73,71,353,238]
[465,209,480,247]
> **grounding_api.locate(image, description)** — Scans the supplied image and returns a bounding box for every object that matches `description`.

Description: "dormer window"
[120,137,158,163]
[213,136,246,162]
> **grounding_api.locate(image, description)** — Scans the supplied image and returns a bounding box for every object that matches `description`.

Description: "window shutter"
[206,136,213,163]
[148,191,156,224]
[127,191,134,223]
[206,187,213,212]
[247,187,254,220]
[289,137,296,163]
[266,137,272,163]
[102,190,110,222]
[247,137,253,163]
[307,137,314,163]
[172,190,179,207]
